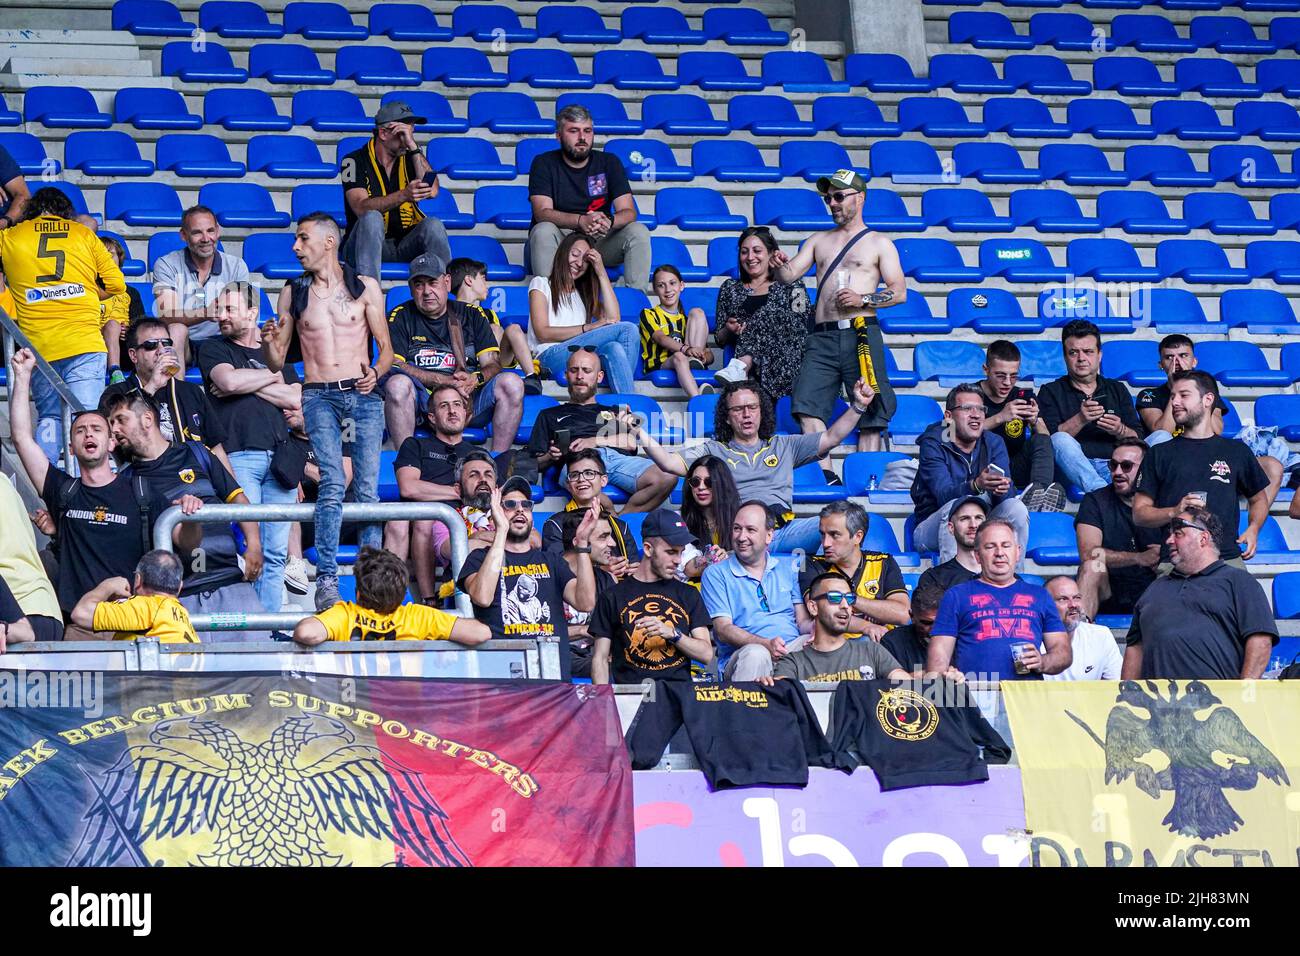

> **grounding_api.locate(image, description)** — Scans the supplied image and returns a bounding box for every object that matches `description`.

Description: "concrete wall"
[795,0,928,72]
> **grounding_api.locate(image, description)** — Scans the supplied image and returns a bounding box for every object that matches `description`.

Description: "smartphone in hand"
[556,428,572,457]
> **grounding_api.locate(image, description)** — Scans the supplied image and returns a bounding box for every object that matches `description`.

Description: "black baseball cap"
[950,496,990,518]
[641,509,695,546]
[408,253,447,281]
[500,476,533,500]
[375,101,426,126]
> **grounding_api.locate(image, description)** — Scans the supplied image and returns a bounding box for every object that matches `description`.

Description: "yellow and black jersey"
[315,600,460,642]
[639,304,686,373]
[799,550,907,639]
[92,594,198,644]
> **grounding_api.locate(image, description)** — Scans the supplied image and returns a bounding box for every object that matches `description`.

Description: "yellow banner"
[1004,680,1300,867]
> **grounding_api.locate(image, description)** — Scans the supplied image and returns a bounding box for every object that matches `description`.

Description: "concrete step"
[7,57,155,76]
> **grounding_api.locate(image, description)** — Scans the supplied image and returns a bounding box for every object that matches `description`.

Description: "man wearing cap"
[773,170,905,460]
[339,101,452,281]
[382,252,523,459]
[589,509,714,685]
[915,496,987,595]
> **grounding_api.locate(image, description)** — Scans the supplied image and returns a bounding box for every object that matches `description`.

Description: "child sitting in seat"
[639,264,714,398]
[449,256,542,395]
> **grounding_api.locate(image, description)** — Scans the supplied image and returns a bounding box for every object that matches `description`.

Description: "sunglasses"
[814,591,858,606]
[1108,459,1138,473]
[755,581,770,613]
[688,476,713,489]
[568,469,603,482]
[568,345,599,354]
[502,499,535,512]
[821,190,860,205]
[1168,517,1208,535]
[136,338,174,352]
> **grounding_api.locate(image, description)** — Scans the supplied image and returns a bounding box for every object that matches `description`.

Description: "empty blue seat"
[114,87,201,130]
[1234,102,1300,141]
[790,462,850,504]
[113,0,195,35]
[368,3,452,41]
[704,7,789,45]
[605,138,691,181]
[982,97,1071,138]
[104,182,182,226]
[622,7,706,44]
[1068,238,1164,282]
[604,393,684,446]
[24,86,111,128]
[870,141,943,182]
[555,92,643,135]
[1110,14,1196,51]
[929,54,1017,93]
[895,239,982,281]
[381,91,468,134]
[1246,241,1300,282]
[592,50,680,90]
[761,51,845,91]
[1256,396,1300,440]
[1190,15,1276,53]
[249,43,334,84]
[1038,143,1132,185]
[242,234,300,279]
[291,183,346,227]
[729,95,815,136]
[949,11,1035,47]
[877,289,949,334]
[1100,340,1159,383]
[650,236,710,283]
[844,54,934,92]
[1271,193,1300,229]
[692,141,781,181]
[537,6,618,43]
[1002,54,1092,94]
[1274,573,1300,618]
[200,1,284,38]
[1018,340,1067,380]
[450,236,522,281]
[1030,11,1113,49]
[0,132,55,175]
[953,142,1044,184]
[204,89,291,131]
[753,189,833,230]
[336,46,420,86]
[923,189,1013,231]
[1039,285,1116,328]
[1183,192,1276,235]
[677,51,763,90]
[1157,239,1251,283]
[155,133,244,177]
[147,232,189,269]
[1209,145,1300,187]
[778,141,858,182]
[1175,58,1263,97]
[427,137,514,179]
[1196,341,1294,386]
[1068,98,1157,138]
[421,47,507,86]
[643,94,728,136]
[843,451,911,497]
[978,238,1067,281]
[1096,190,1190,234]
[1092,57,1180,97]
[419,190,473,231]
[1222,288,1298,332]
[508,49,594,89]
[283,2,366,39]
[949,287,1042,333]
[655,188,747,231]
[0,95,20,127]
[64,130,154,175]
[454,4,537,41]
[292,90,371,131]
[888,395,944,443]
[1125,145,1216,186]
[1011,188,1102,232]
[1130,288,1211,332]
[199,183,289,228]
[468,92,552,134]
[248,134,333,178]
[1150,100,1239,141]
[1028,513,1079,564]
[473,185,530,229]
[898,96,987,137]
[1273,17,1300,50]
[863,190,925,232]
[1241,514,1300,565]
[812,96,902,137]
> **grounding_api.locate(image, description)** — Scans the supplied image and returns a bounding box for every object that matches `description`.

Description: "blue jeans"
[1050,432,1110,493]
[302,388,385,579]
[341,211,451,282]
[537,322,640,394]
[773,516,822,556]
[32,351,107,464]
[228,449,298,613]
[914,495,1030,567]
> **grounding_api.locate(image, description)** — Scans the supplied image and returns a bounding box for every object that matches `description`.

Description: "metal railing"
[152,500,474,631]
[1,305,85,470]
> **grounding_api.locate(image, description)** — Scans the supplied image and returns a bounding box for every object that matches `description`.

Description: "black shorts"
[790,324,897,430]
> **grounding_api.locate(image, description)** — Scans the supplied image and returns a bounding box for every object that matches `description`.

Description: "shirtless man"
[263,212,393,611]
[774,170,905,465]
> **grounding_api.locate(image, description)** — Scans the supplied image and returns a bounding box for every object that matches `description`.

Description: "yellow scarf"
[366,139,423,233]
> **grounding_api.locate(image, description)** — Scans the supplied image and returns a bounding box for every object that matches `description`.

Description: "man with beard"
[978,340,1064,512]
[457,478,598,679]
[1043,576,1122,681]
[1075,438,1163,618]
[589,509,713,685]
[528,104,651,290]
[1133,370,1270,569]
[558,507,625,677]
[882,583,946,676]
[915,496,987,595]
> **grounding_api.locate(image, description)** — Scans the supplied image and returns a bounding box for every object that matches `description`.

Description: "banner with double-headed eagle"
[0,674,634,867]
[1004,680,1300,867]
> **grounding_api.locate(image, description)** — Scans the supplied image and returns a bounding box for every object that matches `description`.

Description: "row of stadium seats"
[947,10,1300,50]
[929,0,1300,9]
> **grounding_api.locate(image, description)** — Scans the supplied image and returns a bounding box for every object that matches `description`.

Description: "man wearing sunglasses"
[1123,506,1276,680]
[1075,438,1163,619]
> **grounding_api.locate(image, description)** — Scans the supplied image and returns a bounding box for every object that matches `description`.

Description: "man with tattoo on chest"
[263,212,394,610]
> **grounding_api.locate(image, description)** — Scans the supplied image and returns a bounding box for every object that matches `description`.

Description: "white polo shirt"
[1045,619,1124,681]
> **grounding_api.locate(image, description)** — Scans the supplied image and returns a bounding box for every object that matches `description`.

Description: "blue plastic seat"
[0,95,20,127]
[692,141,780,182]
[1240,514,1300,565]
[622,7,706,44]
[454,4,537,41]
[704,7,789,45]
[1038,143,1132,185]
[283,1,366,39]
[949,11,1035,47]
[1096,190,1190,234]
[0,132,55,175]
[291,183,346,227]
[509,49,594,89]
[24,86,112,128]
[513,139,553,177]
[1125,145,1216,186]
[201,90,287,131]
[1097,341,1156,387]
[113,0,195,35]
[869,141,943,182]
[604,138,691,182]
[843,451,911,497]
[877,289,949,334]
[555,93,643,135]
[603,394,684,446]
[844,54,934,92]
[655,188,747,231]
[1273,17,1300,50]
[421,190,475,232]
[895,239,982,281]
[762,51,846,91]
[199,183,289,228]
[1068,238,1164,282]
[200,1,284,37]
[978,238,1067,280]
[649,236,710,283]
[778,141,858,183]
[1110,14,1196,51]
[1234,102,1300,141]
[104,182,182,226]
[421,47,507,87]
[856,190,921,232]
[537,5,618,43]
[242,233,300,279]
[951,142,1043,184]
[948,287,1042,333]
[1038,285,1117,329]
[114,87,201,130]
[928,54,1016,93]
[1256,396,1300,440]
[368,3,452,41]
[1002,54,1092,94]
[898,96,987,137]
[1129,287,1211,331]
[449,236,523,281]
[1010,188,1102,232]
[147,232,188,269]
[677,51,763,91]
[1271,194,1300,229]
[64,130,154,175]
[1150,100,1239,141]
[812,96,902,137]
[336,46,420,86]
[468,92,552,134]
[246,134,332,178]
[729,95,816,136]
[1028,513,1079,564]
[888,396,944,444]
[379,91,468,134]
[1273,572,1300,616]
[753,189,833,230]
[1157,239,1251,283]
[1196,341,1294,386]
[923,189,1013,231]
[1190,15,1276,53]
[1246,241,1300,283]
[592,51,680,90]
[1222,288,1299,332]
[249,43,334,84]
[472,185,531,229]
[790,462,850,504]
[1183,192,1276,235]
[1175,58,1264,97]
[1092,57,1180,97]
[155,133,244,177]
[427,137,514,180]
[1030,11,1113,49]
[1018,340,1067,380]
[981,98,1071,139]
[1068,98,1158,138]
[642,94,728,135]
[1209,145,1300,187]
[291,90,369,132]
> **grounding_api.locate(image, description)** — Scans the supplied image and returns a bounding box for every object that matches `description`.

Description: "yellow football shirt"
[0,214,124,361]
[92,594,198,643]
[640,304,685,373]
[0,283,15,319]
[315,600,460,642]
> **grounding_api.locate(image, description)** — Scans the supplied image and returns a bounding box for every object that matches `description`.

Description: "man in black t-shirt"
[527,103,651,291]
[882,583,946,676]
[338,101,451,282]
[589,509,713,685]
[915,496,986,595]
[1133,370,1270,568]
[1037,320,1143,494]
[979,340,1064,512]
[1075,438,1163,618]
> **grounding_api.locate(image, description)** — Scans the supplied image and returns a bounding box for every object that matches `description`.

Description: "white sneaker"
[283,556,310,595]
[713,358,749,384]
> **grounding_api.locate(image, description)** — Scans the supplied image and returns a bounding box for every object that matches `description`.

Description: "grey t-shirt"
[774,638,903,683]
[151,249,251,343]
[681,433,822,514]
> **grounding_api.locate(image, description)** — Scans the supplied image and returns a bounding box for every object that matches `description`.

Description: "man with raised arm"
[262,212,393,611]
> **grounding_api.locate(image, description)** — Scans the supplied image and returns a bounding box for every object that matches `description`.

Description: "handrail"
[1,304,84,468]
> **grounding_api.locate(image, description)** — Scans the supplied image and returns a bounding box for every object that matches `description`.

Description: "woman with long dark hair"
[713,226,810,400]
[680,455,740,581]
[528,231,640,392]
